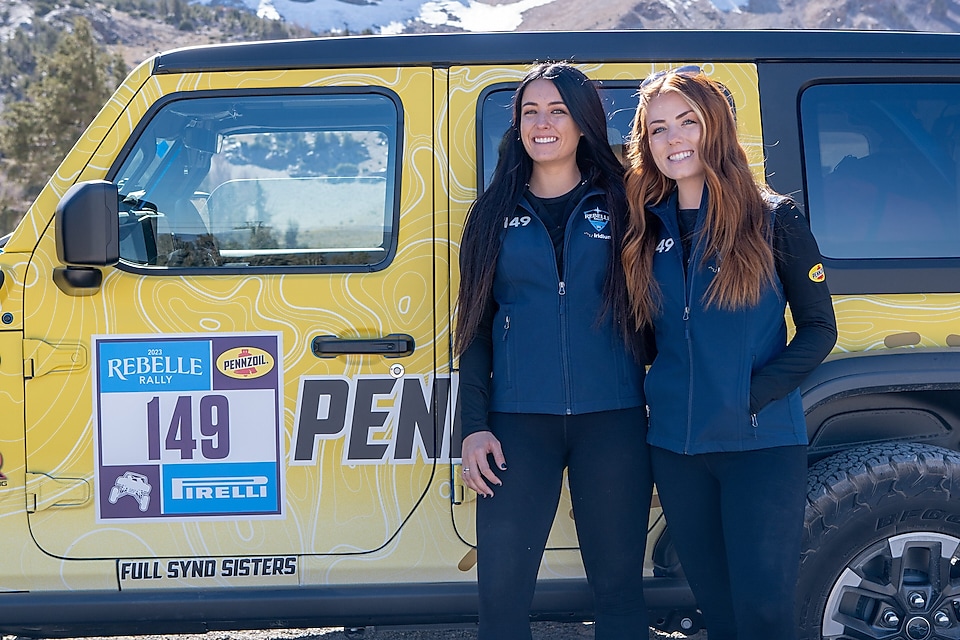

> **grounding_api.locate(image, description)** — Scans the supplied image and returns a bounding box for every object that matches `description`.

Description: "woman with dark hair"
[456,62,653,640]
[622,68,837,640]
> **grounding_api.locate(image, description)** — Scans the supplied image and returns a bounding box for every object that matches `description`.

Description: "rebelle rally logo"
[583,207,611,239]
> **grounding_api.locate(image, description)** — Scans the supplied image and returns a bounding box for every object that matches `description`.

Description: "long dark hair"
[623,70,775,328]
[454,62,638,357]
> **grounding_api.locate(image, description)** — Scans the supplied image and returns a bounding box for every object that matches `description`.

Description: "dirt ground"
[35,624,708,640]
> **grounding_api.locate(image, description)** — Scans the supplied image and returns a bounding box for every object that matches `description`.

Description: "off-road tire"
[798,443,960,640]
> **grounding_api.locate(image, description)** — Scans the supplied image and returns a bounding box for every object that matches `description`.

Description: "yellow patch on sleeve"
[808,263,826,283]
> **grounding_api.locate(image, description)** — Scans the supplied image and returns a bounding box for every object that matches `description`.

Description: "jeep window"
[113,92,399,270]
[802,83,960,260]
[478,84,639,190]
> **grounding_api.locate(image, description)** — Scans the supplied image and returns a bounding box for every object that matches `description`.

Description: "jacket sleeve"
[749,201,838,413]
[458,297,495,439]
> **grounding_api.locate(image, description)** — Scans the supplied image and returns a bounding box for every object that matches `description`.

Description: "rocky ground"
[23,624,708,640]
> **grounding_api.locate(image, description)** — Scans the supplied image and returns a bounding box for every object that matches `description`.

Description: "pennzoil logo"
[808,263,826,283]
[216,347,274,380]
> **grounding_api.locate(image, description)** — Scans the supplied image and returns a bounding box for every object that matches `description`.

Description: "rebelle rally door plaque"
[93,332,283,521]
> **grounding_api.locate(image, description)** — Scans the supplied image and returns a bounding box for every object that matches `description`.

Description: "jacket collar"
[648,183,710,237]
[518,181,604,214]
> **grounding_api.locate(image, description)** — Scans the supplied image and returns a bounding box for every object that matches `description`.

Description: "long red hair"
[622,71,775,328]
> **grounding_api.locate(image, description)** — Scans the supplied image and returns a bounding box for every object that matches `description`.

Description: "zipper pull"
[682,306,690,321]
[558,281,566,296]
[751,413,758,431]
[502,315,511,341]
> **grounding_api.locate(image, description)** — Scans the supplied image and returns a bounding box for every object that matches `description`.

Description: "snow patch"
[256,0,281,21]
[193,0,558,34]
[415,0,556,32]
[711,0,748,11]
[0,0,34,41]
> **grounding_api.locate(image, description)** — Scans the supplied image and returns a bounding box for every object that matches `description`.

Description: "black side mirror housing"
[55,180,120,267]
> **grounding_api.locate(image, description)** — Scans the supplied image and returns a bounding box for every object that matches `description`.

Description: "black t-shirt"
[525,178,591,276]
[678,207,698,274]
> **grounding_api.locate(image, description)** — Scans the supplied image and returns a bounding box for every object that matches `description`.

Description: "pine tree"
[0,17,117,196]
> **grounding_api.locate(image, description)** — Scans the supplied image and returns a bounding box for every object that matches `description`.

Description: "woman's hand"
[461,431,506,497]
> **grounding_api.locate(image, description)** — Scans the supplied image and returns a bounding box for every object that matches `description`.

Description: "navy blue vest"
[645,189,806,453]
[488,188,645,415]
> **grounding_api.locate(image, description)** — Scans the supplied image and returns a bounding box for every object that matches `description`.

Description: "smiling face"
[646,90,706,208]
[518,78,582,175]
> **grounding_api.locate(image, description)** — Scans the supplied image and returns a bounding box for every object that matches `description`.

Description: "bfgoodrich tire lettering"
[799,443,960,640]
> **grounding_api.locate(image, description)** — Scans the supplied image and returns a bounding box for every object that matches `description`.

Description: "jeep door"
[21,65,452,580]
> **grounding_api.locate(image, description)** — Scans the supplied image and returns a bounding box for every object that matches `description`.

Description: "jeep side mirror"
[54,180,120,295]
[56,180,120,267]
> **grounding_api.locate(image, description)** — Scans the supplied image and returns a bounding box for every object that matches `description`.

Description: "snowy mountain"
[196,0,561,34]
[1,0,958,57]
[192,0,960,35]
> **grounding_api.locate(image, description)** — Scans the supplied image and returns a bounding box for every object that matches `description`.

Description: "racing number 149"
[146,395,231,460]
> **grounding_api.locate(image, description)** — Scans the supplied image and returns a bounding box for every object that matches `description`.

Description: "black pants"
[476,407,653,640]
[650,445,807,640]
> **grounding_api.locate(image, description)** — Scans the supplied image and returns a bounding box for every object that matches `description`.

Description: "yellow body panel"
[833,294,960,351]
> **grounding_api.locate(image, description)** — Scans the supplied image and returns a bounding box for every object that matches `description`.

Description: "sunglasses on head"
[640,64,703,88]
[640,64,737,121]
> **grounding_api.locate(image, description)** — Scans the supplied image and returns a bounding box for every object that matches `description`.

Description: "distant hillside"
[1,0,317,73]
[2,0,959,72]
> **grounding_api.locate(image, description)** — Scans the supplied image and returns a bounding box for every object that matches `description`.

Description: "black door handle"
[311,333,415,358]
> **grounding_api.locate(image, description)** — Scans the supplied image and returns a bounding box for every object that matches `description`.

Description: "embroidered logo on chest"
[582,207,612,240]
[583,207,610,232]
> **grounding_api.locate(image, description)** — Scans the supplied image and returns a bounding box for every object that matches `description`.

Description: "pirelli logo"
[171,476,269,500]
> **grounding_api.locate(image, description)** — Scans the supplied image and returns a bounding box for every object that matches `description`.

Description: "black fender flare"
[801,348,960,411]
[800,349,960,457]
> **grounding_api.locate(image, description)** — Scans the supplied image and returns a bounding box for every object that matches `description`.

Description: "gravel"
[21,624,707,640]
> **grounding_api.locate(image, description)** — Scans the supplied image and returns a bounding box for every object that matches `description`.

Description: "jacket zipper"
[750,355,758,438]
[558,279,571,413]
[525,198,575,414]
[682,223,698,454]
[557,189,597,415]
[524,189,596,415]
[682,301,694,453]
[502,314,512,387]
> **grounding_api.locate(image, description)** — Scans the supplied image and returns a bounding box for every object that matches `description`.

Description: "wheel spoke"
[823,533,960,640]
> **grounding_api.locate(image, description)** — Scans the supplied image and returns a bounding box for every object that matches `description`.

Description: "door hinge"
[23,339,87,380]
